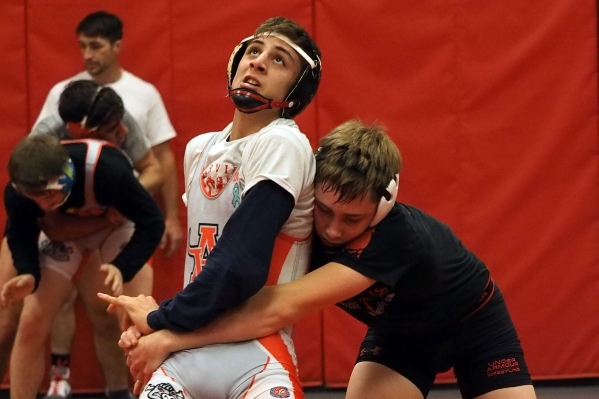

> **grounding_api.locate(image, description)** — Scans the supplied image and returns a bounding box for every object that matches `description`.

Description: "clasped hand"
[97,292,165,394]
[2,263,122,306]
[1,274,34,306]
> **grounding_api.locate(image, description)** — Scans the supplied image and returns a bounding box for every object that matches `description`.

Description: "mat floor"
[1,379,598,399]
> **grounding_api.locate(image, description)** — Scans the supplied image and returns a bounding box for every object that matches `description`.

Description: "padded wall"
[0,0,597,392]
[0,0,28,213]
[0,0,29,389]
[314,0,599,384]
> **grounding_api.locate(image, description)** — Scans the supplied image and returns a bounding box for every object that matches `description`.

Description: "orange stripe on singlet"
[251,233,306,397]
[159,366,191,397]
[254,333,304,399]
[265,231,310,286]
[241,357,271,399]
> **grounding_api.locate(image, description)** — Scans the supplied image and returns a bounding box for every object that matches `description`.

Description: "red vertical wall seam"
[311,0,321,146]
[24,0,31,130]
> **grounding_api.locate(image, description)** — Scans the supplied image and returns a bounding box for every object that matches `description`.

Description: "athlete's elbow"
[261,300,302,333]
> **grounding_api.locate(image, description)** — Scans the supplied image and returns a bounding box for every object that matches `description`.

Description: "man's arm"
[3,184,44,289]
[169,262,373,349]
[133,148,164,194]
[107,262,375,352]
[96,147,165,282]
[151,141,182,256]
[120,112,164,193]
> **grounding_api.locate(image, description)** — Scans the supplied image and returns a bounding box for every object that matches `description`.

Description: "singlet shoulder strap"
[61,139,117,212]
[186,133,220,196]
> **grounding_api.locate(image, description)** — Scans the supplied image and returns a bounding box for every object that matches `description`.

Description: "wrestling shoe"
[45,365,72,399]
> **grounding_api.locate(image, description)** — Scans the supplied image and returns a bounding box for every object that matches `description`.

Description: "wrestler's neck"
[229,108,282,141]
[92,65,123,86]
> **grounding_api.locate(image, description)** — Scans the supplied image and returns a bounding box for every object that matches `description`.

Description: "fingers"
[98,265,123,296]
[1,292,8,307]
[112,279,123,296]
[97,292,126,313]
[10,276,34,303]
[103,269,115,288]
[141,369,153,390]
[159,233,167,250]
[120,312,133,332]
[166,246,175,257]
[133,380,145,396]
[166,237,182,257]
[106,303,118,313]
[97,292,119,304]
[127,350,143,381]
[0,283,10,306]
[119,326,140,349]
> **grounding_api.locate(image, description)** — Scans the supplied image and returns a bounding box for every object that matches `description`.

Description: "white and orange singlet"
[142,118,315,399]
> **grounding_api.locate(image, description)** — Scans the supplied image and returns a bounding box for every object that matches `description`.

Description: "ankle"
[50,365,70,380]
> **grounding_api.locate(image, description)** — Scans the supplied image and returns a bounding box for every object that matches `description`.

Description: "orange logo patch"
[269,387,290,398]
[200,162,238,198]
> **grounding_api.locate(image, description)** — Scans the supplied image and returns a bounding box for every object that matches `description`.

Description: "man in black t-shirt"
[2,134,164,399]
[105,120,537,399]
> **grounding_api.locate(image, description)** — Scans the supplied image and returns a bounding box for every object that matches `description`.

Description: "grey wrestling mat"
[1,379,598,399]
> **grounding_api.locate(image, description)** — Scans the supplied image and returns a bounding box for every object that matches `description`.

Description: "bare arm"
[152,141,182,256]
[171,262,373,349]
[152,262,373,352]
[100,262,374,388]
[134,149,164,194]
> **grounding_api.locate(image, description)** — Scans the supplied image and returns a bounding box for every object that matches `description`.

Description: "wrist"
[162,330,179,353]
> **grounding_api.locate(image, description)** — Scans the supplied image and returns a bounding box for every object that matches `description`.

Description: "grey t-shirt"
[30,112,150,165]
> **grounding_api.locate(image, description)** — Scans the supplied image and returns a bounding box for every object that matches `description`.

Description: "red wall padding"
[0,0,598,392]
[0,0,28,200]
[0,0,30,388]
[314,0,599,384]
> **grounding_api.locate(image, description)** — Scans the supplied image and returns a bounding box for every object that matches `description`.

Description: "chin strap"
[228,88,297,113]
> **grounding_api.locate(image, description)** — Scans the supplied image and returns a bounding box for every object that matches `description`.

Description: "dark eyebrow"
[79,39,102,46]
[248,38,296,64]
[272,45,295,64]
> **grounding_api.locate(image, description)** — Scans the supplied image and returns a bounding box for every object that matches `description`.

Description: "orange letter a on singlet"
[187,224,218,280]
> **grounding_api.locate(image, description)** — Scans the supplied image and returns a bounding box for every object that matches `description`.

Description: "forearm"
[6,233,41,288]
[112,218,164,282]
[153,143,180,220]
[160,262,376,351]
[134,150,164,194]
[136,162,163,194]
[159,285,295,352]
[101,164,166,282]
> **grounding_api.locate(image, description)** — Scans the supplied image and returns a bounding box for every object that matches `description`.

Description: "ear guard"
[12,158,75,198]
[370,174,399,227]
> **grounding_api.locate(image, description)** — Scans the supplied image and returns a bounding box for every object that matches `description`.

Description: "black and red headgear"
[227,32,322,118]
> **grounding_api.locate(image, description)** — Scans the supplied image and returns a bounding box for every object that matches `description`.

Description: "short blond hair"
[316,120,402,203]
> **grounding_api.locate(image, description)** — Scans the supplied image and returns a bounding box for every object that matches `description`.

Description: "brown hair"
[316,119,402,203]
[8,135,69,192]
